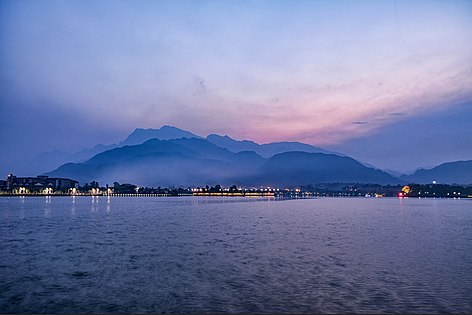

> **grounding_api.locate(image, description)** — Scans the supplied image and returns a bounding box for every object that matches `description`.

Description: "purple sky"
[1,0,471,172]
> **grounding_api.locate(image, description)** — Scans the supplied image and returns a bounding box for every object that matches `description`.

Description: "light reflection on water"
[0,196,471,313]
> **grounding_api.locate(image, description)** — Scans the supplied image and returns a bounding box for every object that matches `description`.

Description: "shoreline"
[0,194,469,199]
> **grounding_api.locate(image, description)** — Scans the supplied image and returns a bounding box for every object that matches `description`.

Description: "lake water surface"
[1,196,471,313]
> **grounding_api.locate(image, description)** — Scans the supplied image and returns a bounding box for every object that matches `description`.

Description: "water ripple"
[0,197,471,313]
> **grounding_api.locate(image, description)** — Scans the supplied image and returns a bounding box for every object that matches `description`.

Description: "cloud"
[326,100,472,172]
[192,77,207,96]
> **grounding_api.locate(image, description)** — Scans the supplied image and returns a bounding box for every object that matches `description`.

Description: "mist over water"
[1,197,471,313]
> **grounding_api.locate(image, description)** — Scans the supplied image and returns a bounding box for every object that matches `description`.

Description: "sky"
[1,0,471,173]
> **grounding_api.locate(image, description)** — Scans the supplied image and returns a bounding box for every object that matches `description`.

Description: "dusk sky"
[1,0,471,173]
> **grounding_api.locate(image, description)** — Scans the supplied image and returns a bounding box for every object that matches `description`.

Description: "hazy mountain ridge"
[401,160,472,184]
[120,126,202,146]
[7,125,471,186]
[47,137,402,187]
[48,140,250,186]
[4,126,336,177]
[247,151,399,186]
[1,126,196,176]
[206,134,333,157]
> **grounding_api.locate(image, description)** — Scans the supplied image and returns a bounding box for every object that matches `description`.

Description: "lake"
[1,196,471,313]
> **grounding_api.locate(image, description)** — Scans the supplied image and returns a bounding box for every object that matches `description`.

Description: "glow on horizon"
[1,0,471,148]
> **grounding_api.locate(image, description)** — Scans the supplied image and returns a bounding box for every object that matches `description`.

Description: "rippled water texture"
[1,196,471,313]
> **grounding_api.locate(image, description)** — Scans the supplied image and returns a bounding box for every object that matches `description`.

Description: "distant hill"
[71,143,118,162]
[206,134,332,157]
[47,138,401,187]
[401,160,472,184]
[3,126,200,177]
[6,125,338,177]
[15,125,472,187]
[206,134,260,153]
[120,126,202,146]
[246,151,400,186]
[48,138,240,186]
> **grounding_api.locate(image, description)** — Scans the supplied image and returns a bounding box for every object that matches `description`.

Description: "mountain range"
[4,125,471,186]
[206,134,334,157]
[48,136,401,187]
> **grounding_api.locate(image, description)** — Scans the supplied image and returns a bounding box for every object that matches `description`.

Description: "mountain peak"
[402,159,472,184]
[160,125,178,130]
[121,126,202,146]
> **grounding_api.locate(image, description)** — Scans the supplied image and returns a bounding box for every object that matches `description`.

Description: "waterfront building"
[2,174,79,194]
